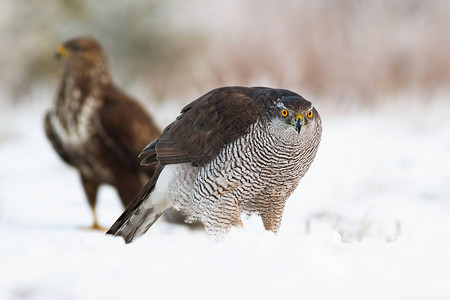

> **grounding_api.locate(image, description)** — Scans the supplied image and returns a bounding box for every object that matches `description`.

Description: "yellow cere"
[57,45,67,56]
[296,113,303,121]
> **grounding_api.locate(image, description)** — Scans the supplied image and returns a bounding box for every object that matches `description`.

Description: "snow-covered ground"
[1,89,450,300]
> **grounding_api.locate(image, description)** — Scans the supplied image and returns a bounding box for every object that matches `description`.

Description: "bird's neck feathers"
[62,54,112,87]
[54,55,111,119]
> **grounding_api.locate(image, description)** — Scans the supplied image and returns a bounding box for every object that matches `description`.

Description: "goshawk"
[107,86,322,242]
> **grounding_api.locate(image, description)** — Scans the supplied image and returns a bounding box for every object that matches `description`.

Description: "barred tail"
[106,166,168,243]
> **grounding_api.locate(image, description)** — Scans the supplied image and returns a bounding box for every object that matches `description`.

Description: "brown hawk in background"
[44,37,179,229]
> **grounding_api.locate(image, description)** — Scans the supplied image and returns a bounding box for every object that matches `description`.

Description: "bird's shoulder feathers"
[147,86,295,167]
[97,84,160,168]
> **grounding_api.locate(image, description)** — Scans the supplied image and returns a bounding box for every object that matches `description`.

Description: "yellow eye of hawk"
[307,110,313,118]
[281,109,288,117]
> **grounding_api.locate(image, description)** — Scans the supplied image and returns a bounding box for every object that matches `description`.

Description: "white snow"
[1,89,450,300]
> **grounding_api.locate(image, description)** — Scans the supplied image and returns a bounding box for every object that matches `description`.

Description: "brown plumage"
[108,87,322,243]
[44,37,161,229]
[140,87,267,167]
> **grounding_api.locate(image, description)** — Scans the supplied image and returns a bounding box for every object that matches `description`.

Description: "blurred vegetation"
[0,0,205,101]
[195,0,450,103]
[1,0,449,104]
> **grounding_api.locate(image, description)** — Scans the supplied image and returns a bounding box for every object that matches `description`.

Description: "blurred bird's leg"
[163,209,203,229]
[80,175,102,230]
[115,172,145,208]
[164,209,188,224]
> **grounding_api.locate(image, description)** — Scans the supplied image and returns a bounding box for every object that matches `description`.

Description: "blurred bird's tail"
[106,166,169,243]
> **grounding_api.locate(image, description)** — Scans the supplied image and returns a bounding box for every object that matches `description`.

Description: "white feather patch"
[50,96,100,149]
[142,164,186,210]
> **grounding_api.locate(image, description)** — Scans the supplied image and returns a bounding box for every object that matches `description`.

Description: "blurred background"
[1,0,449,105]
[1,1,450,299]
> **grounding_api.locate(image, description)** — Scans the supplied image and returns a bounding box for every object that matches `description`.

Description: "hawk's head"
[55,37,108,68]
[55,36,110,83]
[268,95,322,146]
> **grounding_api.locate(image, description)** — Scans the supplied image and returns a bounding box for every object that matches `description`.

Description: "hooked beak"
[293,113,304,134]
[54,45,68,60]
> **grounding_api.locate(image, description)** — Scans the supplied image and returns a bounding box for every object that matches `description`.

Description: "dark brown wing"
[142,86,294,167]
[44,111,73,165]
[97,84,161,171]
